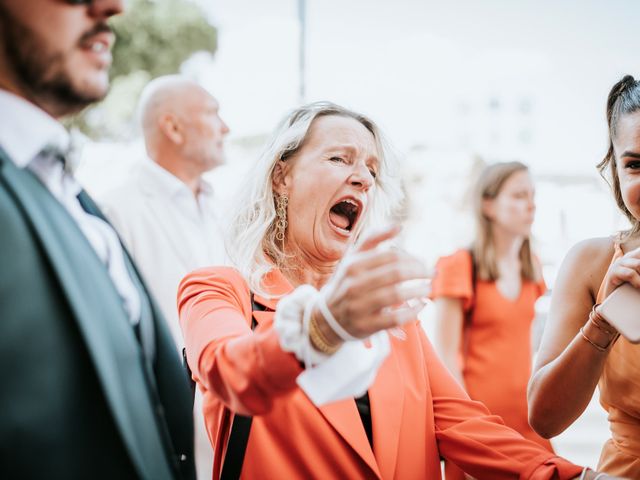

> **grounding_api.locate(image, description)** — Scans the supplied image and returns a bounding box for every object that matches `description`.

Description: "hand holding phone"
[597,283,640,343]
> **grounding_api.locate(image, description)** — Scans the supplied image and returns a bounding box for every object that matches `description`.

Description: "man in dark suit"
[0,1,195,478]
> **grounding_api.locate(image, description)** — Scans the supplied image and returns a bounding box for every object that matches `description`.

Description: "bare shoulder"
[569,236,615,255]
[559,236,616,298]
[534,237,616,367]
[564,237,615,271]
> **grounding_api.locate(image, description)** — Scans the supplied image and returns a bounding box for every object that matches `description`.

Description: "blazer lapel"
[369,335,405,479]
[77,188,195,478]
[254,268,384,478]
[0,155,175,479]
[318,400,382,478]
[314,336,405,480]
[77,190,157,362]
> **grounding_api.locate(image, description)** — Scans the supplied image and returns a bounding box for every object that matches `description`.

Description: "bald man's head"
[138,75,229,178]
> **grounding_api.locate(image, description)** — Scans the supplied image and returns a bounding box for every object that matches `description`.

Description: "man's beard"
[0,6,109,115]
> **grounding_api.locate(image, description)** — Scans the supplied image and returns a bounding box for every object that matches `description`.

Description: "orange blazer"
[178,267,582,480]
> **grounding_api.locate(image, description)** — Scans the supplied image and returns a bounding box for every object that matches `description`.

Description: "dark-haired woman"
[528,75,640,477]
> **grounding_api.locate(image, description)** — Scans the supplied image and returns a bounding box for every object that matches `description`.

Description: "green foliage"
[110,0,217,80]
[68,0,217,140]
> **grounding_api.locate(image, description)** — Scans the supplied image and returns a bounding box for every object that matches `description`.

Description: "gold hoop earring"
[275,194,288,242]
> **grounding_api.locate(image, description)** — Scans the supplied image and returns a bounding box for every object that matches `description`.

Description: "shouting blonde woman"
[179,102,608,479]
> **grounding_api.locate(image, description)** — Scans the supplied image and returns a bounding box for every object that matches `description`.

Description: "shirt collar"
[0,90,70,168]
[139,156,214,200]
[198,176,214,197]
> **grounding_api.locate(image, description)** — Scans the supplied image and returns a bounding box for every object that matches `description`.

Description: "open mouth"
[328,198,362,235]
[79,32,114,67]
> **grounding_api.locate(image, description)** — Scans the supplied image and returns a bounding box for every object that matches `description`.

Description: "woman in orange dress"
[179,102,607,479]
[431,162,553,479]
[528,76,640,478]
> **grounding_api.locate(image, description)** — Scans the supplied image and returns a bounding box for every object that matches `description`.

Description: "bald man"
[102,75,229,345]
[101,75,229,479]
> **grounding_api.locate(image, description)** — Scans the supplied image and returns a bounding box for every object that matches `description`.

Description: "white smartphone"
[597,283,640,344]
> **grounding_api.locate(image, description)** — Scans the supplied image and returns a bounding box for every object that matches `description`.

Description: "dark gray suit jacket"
[0,147,195,479]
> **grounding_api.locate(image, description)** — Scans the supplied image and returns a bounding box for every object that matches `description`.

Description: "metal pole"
[298,0,306,103]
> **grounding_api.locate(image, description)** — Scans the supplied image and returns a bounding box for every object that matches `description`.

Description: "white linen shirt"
[100,158,228,347]
[0,90,141,324]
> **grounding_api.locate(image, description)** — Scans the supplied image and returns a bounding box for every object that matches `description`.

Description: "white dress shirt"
[100,158,228,347]
[0,90,141,324]
[100,158,228,480]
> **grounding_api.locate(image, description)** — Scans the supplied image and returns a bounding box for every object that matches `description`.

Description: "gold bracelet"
[309,313,341,355]
[579,327,611,352]
[590,304,618,336]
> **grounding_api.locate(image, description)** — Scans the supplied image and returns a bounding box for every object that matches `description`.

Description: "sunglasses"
[64,0,125,5]
[63,0,126,8]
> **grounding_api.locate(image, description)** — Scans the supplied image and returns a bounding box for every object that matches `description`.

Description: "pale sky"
[188,0,640,174]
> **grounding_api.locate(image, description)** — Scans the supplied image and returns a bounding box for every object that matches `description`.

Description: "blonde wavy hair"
[226,101,403,297]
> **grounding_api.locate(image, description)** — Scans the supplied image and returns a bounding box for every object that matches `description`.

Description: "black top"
[355,392,373,449]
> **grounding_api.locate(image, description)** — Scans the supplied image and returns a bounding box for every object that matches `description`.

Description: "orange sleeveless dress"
[595,242,640,477]
[430,250,553,450]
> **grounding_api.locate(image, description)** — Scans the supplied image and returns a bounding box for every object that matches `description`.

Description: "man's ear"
[158,114,183,145]
[272,160,289,195]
